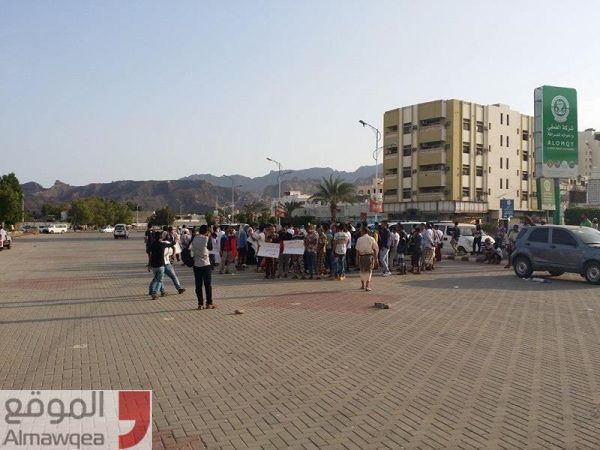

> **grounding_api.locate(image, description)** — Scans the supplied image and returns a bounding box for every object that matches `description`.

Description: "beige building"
[579,128,600,179]
[382,99,538,220]
[356,177,383,197]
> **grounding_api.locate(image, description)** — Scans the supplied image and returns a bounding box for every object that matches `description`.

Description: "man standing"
[389,225,400,269]
[356,227,379,291]
[304,224,319,279]
[422,223,435,271]
[378,222,391,276]
[450,221,461,255]
[581,214,593,228]
[472,220,482,255]
[236,226,248,270]
[191,225,214,309]
[333,224,349,280]
[411,226,423,274]
[219,226,237,274]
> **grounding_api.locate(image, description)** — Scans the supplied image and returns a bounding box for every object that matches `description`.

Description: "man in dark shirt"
[148,231,174,299]
[378,222,391,276]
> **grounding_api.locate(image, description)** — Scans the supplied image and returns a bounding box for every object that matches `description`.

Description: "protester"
[317,225,328,277]
[396,228,408,275]
[356,227,379,291]
[389,226,400,269]
[148,231,175,300]
[378,222,391,276]
[277,228,291,278]
[411,225,423,274]
[450,221,461,255]
[263,225,278,279]
[191,225,214,309]
[433,224,443,262]
[304,224,319,279]
[472,221,482,255]
[163,246,186,295]
[504,224,519,268]
[219,226,237,274]
[333,224,349,280]
[422,223,435,271]
[290,229,306,279]
[236,226,248,271]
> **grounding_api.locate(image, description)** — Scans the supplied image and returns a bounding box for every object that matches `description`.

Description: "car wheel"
[548,270,565,277]
[584,261,600,284]
[513,256,533,278]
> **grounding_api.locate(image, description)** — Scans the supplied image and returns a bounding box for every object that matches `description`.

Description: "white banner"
[283,240,305,255]
[0,390,152,450]
[257,242,281,258]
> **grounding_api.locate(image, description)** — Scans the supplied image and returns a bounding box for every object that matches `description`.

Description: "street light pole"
[224,176,242,223]
[359,120,382,221]
[266,157,283,225]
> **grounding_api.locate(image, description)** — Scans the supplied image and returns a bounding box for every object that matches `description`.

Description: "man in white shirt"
[0,225,7,249]
[333,225,350,280]
[356,227,379,291]
[422,223,435,270]
[389,226,400,269]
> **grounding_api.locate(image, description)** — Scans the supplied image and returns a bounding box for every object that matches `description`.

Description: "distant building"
[356,177,383,197]
[382,99,537,220]
[578,128,600,179]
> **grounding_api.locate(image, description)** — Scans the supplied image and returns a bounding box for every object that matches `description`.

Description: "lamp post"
[359,120,382,221]
[266,157,283,224]
[224,175,242,223]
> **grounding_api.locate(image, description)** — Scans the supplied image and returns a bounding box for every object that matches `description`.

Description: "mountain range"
[22,165,380,213]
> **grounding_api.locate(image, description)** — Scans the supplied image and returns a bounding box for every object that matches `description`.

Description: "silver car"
[511,225,600,283]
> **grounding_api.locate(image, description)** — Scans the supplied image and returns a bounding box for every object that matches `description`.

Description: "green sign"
[534,85,578,178]
[537,177,555,210]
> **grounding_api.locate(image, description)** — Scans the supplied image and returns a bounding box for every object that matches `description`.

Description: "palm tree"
[283,201,304,218]
[242,201,270,223]
[310,175,356,222]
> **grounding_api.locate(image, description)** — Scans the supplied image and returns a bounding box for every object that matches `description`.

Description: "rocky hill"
[22,179,256,213]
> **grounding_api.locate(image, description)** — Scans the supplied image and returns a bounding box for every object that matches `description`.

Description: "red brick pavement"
[1,233,600,449]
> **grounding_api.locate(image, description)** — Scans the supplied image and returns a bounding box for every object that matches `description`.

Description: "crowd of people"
[143,214,600,309]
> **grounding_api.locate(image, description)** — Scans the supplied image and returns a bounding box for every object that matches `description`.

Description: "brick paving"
[1,233,600,449]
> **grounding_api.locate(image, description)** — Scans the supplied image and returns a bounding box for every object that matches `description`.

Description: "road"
[1,233,599,449]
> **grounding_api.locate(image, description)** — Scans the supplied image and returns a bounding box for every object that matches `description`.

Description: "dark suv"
[511,225,600,284]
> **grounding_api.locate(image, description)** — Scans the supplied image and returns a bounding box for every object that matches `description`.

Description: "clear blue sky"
[2,0,599,187]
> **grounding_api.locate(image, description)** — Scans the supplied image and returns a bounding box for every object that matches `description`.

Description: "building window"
[403,145,412,156]
[506,158,509,169]
[523,151,529,162]
[420,117,442,127]
[489,166,491,173]
[476,166,483,176]
[507,114,510,126]
[462,187,470,198]
[476,144,483,155]
[402,123,411,134]
[419,187,445,194]
[506,178,509,189]
[385,168,398,176]
[462,118,471,131]
[522,171,529,181]
[385,146,398,155]
[475,188,484,201]
[500,158,503,169]
[384,189,397,196]
[507,136,510,147]
[402,167,412,178]
[462,142,471,154]
[500,113,503,125]
[522,130,529,141]
[402,188,411,199]
[521,191,529,201]
[488,122,492,130]
[476,121,484,132]
[462,165,470,176]
[385,125,398,134]
[488,188,491,195]
[420,140,444,150]
[500,135,503,146]
[420,164,445,171]
[500,178,503,189]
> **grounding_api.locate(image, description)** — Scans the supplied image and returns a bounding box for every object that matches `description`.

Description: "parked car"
[113,224,129,239]
[435,222,495,255]
[39,225,49,234]
[47,223,68,234]
[100,225,115,233]
[511,225,600,284]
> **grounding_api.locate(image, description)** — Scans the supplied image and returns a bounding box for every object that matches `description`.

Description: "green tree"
[149,206,176,226]
[309,175,356,222]
[70,199,93,225]
[283,201,304,218]
[0,173,24,226]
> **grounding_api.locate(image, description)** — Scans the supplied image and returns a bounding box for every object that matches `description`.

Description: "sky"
[2,0,599,187]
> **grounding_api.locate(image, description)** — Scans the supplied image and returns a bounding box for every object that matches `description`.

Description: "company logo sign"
[551,95,570,123]
[1,390,151,450]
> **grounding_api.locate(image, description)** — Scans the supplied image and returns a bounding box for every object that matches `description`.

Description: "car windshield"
[460,226,474,237]
[572,227,600,244]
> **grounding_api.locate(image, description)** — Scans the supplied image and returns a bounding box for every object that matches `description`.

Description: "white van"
[435,222,494,255]
[47,224,69,234]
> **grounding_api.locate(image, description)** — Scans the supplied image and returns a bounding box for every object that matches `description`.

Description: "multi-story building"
[578,128,600,179]
[382,99,538,220]
[356,177,383,197]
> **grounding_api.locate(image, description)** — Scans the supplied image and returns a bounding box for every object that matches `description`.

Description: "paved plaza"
[1,233,600,449]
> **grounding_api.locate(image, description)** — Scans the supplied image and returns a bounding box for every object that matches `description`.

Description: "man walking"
[450,221,461,255]
[378,222,391,276]
[333,224,349,280]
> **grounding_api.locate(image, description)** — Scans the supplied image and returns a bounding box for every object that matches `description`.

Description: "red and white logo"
[0,390,152,449]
